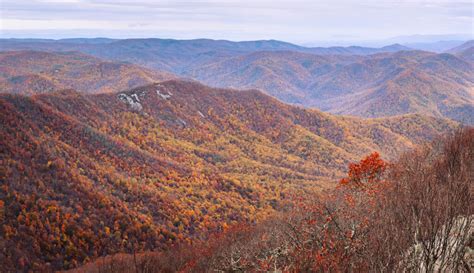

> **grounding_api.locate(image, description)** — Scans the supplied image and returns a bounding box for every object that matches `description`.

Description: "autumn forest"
[1,2,474,272]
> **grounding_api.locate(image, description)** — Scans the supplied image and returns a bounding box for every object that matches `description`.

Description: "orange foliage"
[339,151,387,190]
[0,80,455,271]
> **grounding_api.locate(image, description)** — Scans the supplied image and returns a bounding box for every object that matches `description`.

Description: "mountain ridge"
[0,50,176,95]
[185,50,473,123]
[0,79,457,270]
[0,38,411,73]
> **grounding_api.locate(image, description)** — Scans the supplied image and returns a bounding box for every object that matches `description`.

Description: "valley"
[0,36,472,272]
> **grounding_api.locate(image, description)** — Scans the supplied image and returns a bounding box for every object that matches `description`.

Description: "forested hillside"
[0,51,175,95]
[185,50,474,123]
[0,80,456,271]
[69,128,474,273]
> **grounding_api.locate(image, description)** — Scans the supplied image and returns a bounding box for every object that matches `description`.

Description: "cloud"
[1,0,472,42]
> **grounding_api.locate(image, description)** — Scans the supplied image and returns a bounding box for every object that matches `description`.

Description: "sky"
[1,0,472,44]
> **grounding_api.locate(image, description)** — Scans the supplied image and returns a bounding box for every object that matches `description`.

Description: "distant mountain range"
[0,80,457,270]
[1,38,472,124]
[404,40,467,52]
[0,50,175,95]
[0,38,410,72]
[181,44,474,124]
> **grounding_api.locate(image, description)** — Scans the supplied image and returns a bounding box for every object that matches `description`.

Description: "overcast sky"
[1,0,472,44]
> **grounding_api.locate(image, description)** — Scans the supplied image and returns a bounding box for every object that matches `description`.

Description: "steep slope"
[446,40,474,62]
[455,46,474,62]
[0,51,176,95]
[446,40,474,54]
[0,80,456,271]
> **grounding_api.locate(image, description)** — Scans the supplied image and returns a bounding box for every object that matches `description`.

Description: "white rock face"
[118,93,143,111]
[403,215,473,272]
[156,88,172,100]
[131,93,140,102]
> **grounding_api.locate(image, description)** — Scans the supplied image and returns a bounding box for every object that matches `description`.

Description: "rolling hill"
[0,80,456,271]
[185,50,474,124]
[183,50,363,103]
[312,51,474,122]
[0,51,176,95]
[0,38,409,73]
[1,41,471,124]
[3,39,469,124]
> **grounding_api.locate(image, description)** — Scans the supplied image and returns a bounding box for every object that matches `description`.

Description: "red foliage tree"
[339,152,387,190]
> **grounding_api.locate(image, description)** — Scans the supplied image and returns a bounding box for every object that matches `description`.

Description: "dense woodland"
[0,80,458,271]
[0,51,175,95]
[69,128,474,272]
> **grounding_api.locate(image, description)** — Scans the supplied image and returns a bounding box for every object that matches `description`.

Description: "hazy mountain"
[404,40,468,52]
[0,51,176,95]
[384,34,473,44]
[306,44,410,55]
[185,50,474,124]
[183,50,363,103]
[1,39,471,124]
[0,38,411,73]
[56,38,118,44]
[445,40,474,62]
[0,80,456,271]
[446,40,474,53]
